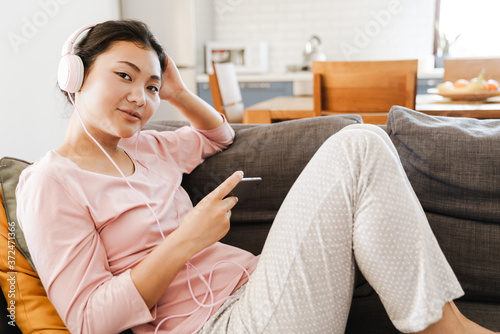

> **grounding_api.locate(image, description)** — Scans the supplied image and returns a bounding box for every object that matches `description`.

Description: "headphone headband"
[61,23,97,56]
[58,23,97,93]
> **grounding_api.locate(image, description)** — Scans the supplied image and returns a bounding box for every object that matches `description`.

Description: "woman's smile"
[118,108,142,122]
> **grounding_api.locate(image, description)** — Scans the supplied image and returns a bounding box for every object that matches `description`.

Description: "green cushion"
[0,157,34,271]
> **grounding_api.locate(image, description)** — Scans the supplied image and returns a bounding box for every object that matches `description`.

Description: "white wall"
[213,0,436,72]
[0,0,120,161]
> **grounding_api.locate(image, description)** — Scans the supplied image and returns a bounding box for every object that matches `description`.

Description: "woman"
[16,20,496,334]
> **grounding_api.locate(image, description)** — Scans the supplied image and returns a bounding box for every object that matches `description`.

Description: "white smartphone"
[225,177,262,202]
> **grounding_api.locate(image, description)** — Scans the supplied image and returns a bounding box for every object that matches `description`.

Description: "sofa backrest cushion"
[146,115,363,224]
[188,116,364,223]
[387,106,500,302]
[387,106,500,223]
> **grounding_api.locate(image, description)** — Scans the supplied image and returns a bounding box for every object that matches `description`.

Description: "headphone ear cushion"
[58,54,84,93]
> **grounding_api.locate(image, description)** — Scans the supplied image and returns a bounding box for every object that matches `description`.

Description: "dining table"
[243,96,317,123]
[414,94,500,119]
[243,94,500,123]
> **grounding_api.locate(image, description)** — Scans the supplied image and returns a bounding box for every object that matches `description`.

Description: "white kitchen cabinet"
[198,81,294,107]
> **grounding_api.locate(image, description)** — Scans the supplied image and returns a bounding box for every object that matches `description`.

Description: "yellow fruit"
[470,77,487,89]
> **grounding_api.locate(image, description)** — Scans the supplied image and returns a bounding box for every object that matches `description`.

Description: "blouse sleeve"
[17,171,155,334]
[131,117,235,174]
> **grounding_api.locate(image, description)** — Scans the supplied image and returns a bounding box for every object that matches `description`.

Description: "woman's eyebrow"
[118,60,161,81]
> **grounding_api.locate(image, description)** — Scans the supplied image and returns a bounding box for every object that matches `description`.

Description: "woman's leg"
[201,124,465,333]
[448,302,498,334]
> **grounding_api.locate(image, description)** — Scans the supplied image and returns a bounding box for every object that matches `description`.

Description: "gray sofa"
[1,106,499,333]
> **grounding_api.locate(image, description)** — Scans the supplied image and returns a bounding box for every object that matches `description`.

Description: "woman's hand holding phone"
[224,177,262,202]
[132,172,260,308]
[175,171,244,257]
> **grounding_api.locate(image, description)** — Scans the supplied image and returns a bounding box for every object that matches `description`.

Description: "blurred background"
[1,0,499,161]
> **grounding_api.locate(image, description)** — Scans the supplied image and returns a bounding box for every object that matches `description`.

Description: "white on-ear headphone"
[57,23,97,93]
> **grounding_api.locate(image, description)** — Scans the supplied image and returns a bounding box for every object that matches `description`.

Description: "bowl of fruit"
[428,71,500,101]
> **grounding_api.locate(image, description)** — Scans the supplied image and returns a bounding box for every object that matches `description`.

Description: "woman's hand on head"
[157,54,223,129]
[175,171,244,257]
[159,54,188,101]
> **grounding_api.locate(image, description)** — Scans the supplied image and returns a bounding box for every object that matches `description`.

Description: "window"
[436,0,500,58]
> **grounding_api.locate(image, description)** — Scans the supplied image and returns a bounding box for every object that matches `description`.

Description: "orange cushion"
[0,187,69,333]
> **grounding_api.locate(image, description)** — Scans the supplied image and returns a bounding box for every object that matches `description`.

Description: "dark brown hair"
[61,19,166,102]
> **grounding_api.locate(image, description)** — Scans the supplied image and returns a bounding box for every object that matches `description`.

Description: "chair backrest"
[208,72,223,113]
[312,59,417,124]
[208,62,244,122]
[443,57,500,82]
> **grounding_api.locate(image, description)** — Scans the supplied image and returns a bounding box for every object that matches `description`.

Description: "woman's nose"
[128,85,146,106]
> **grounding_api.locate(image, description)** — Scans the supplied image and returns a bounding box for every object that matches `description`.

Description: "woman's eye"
[117,72,131,80]
[148,86,159,93]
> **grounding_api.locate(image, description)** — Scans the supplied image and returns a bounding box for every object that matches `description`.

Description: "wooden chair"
[443,57,500,82]
[312,59,418,124]
[208,62,245,123]
[207,69,224,114]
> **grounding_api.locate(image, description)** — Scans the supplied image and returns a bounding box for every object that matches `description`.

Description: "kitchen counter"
[196,71,314,83]
[196,68,444,83]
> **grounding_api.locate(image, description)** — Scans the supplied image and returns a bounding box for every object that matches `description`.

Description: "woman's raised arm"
[159,55,224,130]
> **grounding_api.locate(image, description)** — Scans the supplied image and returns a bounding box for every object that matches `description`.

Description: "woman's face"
[75,40,162,140]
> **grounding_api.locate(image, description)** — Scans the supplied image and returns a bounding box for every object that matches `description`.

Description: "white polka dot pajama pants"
[200,124,464,333]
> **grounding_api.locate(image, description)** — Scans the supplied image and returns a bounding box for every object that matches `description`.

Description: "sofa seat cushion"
[386,106,500,302]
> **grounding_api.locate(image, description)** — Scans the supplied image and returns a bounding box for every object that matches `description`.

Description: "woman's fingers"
[222,196,238,217]
[175,172,245,255]
[159,54,187,101]
[209,171,244,201]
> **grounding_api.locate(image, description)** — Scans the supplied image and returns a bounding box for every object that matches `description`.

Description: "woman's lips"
[119,108,141,120]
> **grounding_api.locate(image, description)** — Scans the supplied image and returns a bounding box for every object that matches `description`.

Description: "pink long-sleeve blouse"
[17,121,259,334]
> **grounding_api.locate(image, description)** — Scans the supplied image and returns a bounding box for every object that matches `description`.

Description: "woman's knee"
[341,123,389,139]
[312,124,397,167]
[325,124,387,146]
[332,124,396,154]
